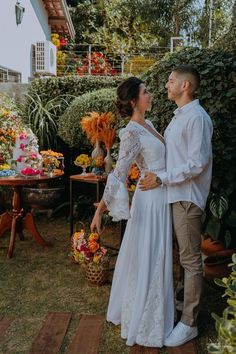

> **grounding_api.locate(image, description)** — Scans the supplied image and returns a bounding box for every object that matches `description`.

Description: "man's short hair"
[173,65,200,92]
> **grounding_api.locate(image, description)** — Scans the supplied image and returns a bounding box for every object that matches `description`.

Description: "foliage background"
[143,47,236,247]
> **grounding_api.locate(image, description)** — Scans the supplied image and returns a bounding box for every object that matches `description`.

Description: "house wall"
[0,0,51,83]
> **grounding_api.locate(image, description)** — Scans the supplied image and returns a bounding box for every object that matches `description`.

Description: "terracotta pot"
[203,249,235,281]
[200,237,225,256]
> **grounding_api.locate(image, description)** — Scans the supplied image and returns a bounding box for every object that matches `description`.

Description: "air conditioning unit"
[35,41,57,76]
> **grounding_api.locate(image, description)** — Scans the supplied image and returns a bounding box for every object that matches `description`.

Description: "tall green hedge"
[21,75,123,123]
[57,88,117,149]
[143,47,236,246]
[144,47,236,189]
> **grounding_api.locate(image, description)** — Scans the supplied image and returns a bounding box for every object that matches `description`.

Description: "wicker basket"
[85,260,109,286]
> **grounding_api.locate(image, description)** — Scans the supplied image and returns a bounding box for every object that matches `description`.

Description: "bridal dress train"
[103,119,174,348]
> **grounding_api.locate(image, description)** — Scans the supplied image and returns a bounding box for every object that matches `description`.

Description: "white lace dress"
[103,119,174,347]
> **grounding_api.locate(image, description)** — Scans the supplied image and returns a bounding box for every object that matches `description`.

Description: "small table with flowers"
[0,174,62,258]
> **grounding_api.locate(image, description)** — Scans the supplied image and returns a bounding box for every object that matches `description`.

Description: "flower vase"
[104,148,113,174]
[91,140,104,159]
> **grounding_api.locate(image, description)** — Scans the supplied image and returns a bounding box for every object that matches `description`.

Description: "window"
[0,66,22,83]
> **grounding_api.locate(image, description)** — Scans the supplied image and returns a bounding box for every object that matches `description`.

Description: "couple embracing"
[91,65,213,348]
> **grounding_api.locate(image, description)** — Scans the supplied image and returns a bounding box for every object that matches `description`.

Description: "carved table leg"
[7,186,22,259]
[23,213,51,247]
[0,212,12,237]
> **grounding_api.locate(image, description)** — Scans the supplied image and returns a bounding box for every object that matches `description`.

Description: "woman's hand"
[90,210,103,234]
[90,199,107,234]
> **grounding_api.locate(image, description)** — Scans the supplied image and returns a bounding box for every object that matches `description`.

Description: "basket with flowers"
[71,226,109,285]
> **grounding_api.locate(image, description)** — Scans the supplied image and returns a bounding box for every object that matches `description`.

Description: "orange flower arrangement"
[81,111,116,148]
[40,150,63,157]
[81,112,101,145]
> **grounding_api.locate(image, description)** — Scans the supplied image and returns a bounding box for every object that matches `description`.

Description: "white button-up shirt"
[158,99,213,210]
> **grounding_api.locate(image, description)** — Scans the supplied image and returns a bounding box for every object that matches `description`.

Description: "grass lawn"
[0,215,226,353]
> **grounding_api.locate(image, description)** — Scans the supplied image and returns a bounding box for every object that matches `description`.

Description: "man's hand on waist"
[139,172,162,191]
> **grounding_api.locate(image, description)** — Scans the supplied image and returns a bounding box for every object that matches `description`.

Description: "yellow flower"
[0,163,10,170]
[93,255,100,263]
[74,154,91,166]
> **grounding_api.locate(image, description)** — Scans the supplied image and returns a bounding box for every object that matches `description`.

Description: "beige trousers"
[172,201,203,326]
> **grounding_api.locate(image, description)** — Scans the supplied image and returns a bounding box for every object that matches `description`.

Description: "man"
[139,65,213,347]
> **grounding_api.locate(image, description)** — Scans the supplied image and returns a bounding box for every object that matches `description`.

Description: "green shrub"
[23,76,123,110]
[143,47,236,248]
[21,75,123,150]
[57,88,117,149]
[208,253,236,353]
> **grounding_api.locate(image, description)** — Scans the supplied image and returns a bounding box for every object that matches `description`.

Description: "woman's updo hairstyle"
[116,77,143,117]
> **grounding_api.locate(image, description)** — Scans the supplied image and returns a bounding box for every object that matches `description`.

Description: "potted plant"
[202,192,236,280]
[208,253,236,353]
[202,192,236,254]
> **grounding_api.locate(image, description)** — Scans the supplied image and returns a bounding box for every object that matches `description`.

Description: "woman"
[90,77,174,347]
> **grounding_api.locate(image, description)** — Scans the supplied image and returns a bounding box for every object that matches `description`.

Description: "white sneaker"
[164,322,198,347]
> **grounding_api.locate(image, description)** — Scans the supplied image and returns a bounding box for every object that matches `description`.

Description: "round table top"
[0,173,63,186]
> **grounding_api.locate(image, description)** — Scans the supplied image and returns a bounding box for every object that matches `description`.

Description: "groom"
[139,65,213,347]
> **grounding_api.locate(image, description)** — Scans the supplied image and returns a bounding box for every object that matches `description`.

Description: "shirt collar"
[173,99,199,116]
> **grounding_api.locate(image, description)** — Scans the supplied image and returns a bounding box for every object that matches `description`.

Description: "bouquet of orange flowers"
[71,228,109,267]
[126,164,140,192]
[40,150,63,158]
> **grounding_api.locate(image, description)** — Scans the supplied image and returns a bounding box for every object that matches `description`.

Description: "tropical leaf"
[210,195,229,219]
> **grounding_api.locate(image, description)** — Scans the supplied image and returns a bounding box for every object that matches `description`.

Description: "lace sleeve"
[103,129,142,221]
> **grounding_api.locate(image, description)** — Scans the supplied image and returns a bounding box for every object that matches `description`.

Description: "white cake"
[12,129,42,173]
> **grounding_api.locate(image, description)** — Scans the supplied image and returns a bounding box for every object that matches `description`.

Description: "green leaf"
[210,195,228,219]
[232,254,236,264]
[207,343,221,353]
[214,278,227,288]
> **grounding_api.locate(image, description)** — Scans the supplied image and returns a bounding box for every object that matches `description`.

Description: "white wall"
[0,0,51,83]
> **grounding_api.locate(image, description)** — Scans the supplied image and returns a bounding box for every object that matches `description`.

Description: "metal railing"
[56,44,170,76]
[0,66,22,83]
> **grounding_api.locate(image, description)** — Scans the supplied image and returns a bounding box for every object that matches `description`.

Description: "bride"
[90,77,174,347]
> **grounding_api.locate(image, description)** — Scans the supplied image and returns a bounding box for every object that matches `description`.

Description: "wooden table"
[69,174,107,235]
[0,174,61,258]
